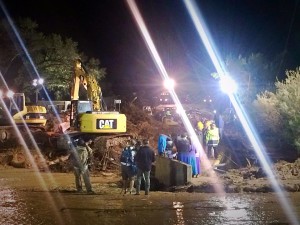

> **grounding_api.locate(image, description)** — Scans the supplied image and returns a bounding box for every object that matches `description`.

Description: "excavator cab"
[0,92,47,143]
[70,100,126,133]
[0,92,47,126]
[70,60,127,134]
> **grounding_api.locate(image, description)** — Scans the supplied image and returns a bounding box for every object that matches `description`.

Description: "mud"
[0,168,299,225]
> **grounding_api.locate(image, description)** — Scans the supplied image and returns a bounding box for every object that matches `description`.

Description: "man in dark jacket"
[135,139,155,195]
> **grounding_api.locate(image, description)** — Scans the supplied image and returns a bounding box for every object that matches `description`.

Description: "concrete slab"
[154,157,192,187]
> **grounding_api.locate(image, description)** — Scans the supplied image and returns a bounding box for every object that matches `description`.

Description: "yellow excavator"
[69,59,126,134]
[54,59,129,169]
[0,92,47,143]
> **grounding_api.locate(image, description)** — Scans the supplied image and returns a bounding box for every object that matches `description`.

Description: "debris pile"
[1,103,299,193]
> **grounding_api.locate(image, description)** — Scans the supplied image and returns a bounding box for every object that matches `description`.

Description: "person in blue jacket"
[158,134,168,156]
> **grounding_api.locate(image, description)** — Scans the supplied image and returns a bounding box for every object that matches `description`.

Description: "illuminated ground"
[0,168,299,225]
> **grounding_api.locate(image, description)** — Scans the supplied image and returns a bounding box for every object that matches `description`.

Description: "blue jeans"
[136,168,151,194]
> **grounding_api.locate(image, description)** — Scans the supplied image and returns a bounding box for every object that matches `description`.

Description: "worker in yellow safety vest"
[205,123,220,159]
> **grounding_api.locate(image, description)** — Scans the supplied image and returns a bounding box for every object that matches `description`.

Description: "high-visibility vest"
[205,127,220,143]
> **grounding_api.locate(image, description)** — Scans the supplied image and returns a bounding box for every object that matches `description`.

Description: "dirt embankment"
[185,158,300,193]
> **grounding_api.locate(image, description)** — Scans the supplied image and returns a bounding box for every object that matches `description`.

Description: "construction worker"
[196,119,204,146]
[202,119,212,154]
[205,123,220,159]
[69,138,95,194]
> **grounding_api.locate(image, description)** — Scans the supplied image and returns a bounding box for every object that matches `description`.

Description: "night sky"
[1,0,300,98]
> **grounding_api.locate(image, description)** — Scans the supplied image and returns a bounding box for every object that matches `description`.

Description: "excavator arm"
[70,59,126,133]
[71,59,102,111]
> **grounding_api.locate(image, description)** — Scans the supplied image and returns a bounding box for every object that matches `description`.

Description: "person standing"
[191,141,201,177]
[120,140,137,194]
[69,138,95,194]
[157,134,168,156]
[195,119,204,147]
[176,134,198,177]
[175,133,190,161]
[205,123,220,159]
[202,119,212,154]
[135,140,142,152]
[135,139,156,195]
[188,143,199,178]
[165,136,175,159]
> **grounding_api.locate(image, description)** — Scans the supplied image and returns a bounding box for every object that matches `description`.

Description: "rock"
[100,172,114,177]
[9,160,26,168]
[255,185,274,193]
[169,185,190,192]
[243,186,257,192]
[283,183,299,192]
[0,153,13,165]
[225,185,241,193]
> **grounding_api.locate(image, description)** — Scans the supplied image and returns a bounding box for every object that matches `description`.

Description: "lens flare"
[0,2,72,224]
[6,90,14,98]
[184,0,299,224]
[126,0,225,195]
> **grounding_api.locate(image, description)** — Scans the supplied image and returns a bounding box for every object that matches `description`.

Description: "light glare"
[164,78,175,90]
[184,0,300,224]
[38,78,44,85]
[220,76,237,94]
[7,90,14,98]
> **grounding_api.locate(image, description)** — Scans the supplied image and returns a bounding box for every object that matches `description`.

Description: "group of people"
[197,117,222,159]
[158,133,201,178]
[68,137,156,196]
[120,139,156,195]
[67,116,222,194]
[157,117,222,178]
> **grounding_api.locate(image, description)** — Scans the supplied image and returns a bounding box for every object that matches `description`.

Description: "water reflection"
[173,202,185,225]
[222,196,251,221]
[0,188,27,225]
[0,187,298,225]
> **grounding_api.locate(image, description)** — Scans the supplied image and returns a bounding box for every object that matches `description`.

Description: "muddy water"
[0,168,299,225]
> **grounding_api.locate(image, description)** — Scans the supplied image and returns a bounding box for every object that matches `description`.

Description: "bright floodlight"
[220,76,237,94]
[7,90,14,98]
[32,78,44,87]
[164,78,175,90]
[176,106,184,115]
[32,79,37,86]
[38,78,44,85]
